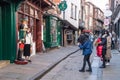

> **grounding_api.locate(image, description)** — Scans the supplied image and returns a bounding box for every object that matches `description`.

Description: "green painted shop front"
[0,0,24,63]
[43,15,62,48]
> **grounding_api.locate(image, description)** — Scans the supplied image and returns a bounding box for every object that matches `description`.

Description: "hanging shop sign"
[58,1,67,11]
[104,9,112,17]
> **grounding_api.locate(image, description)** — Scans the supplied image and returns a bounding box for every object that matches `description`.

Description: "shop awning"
[43,13,78,31]
[29,0,56,9]
[43,13,62,20]
[62,20,78,31]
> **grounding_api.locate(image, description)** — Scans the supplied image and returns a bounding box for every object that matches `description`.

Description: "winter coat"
[94,38,103,57]
[105,36,112,59]
[79,40,92,55]
[99,37,107,50]
[99,35,107,56]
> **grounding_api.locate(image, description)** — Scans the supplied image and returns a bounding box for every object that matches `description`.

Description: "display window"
[66,30,73,40]
[50,18,57,43]
[17,2,40,41]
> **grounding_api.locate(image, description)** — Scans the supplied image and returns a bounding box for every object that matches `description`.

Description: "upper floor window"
[71,3,77,20]
[75,5,77,20]
[71,3,73,18]
[90,5,93,15]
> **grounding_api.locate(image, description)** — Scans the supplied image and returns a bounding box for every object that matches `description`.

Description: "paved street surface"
[0,46,120,80]
[103,50,120,80]
[40,50,94,80]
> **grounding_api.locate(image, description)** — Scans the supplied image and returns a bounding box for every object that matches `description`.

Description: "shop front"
[0,0,24,62]
[17,2,42,55]
[43,15,62,48]
[0,0,55,63]
[16,0,56,54]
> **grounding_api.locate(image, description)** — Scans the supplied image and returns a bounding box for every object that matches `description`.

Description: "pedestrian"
[105,30,112,65]
[98,29,107,68]
[78,33,92,72]
[89,32,94,49]
[24,28,32,62]
[111,30,116,49]
[94,36,103,59]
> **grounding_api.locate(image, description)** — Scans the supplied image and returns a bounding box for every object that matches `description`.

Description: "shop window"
[35,10,38,18]
[24,16,29,27]
[18,14,23,24]
[30,7,34,16]
[30,18,34,27]
[66,30,72,40]
[18,3,24,12]
[24,4,29,14]
[50,19,57,42]
[30,18,34,35]
[67,35,72,40]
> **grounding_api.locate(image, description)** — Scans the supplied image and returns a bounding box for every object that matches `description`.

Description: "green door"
[0,6,2,60]
[0,0,24,62]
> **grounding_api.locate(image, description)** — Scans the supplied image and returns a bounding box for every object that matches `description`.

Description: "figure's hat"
[21,17,28,22]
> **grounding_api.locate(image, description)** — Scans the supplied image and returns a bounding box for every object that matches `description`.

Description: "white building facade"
[60,0,81,46]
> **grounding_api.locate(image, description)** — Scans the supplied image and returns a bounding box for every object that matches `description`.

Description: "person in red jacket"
[96,38,103,58]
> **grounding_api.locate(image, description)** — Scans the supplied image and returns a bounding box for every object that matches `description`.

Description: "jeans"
[81,54,92,70]
[102,49,106,67]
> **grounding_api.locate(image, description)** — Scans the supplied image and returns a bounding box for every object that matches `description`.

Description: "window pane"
[71,3,73,18]
[18,14,23,24]
[30,18,34,27]
[51,19,57,42]
[30,7,34,16]
[35,10,38,18]
[24,4,29,14]
[18,3,24,12]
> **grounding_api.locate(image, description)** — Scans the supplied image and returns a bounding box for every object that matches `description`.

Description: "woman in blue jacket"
[78,34,92,72]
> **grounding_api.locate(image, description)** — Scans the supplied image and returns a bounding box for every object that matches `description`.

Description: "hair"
[78,33,88,44]
[101,29,106,35]
[105,30,109,36]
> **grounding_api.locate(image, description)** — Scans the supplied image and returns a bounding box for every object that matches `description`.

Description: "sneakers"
[106,62,110,66]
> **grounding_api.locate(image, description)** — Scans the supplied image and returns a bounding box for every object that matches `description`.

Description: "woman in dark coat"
[99,30,107,68]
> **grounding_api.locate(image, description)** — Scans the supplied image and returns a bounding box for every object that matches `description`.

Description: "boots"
[79,69,85,72]
[86,69,92,72]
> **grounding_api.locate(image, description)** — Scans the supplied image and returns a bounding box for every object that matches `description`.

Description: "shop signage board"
[58,1,67,11]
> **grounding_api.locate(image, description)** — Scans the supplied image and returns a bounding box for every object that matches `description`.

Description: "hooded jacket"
[79,39,92,55]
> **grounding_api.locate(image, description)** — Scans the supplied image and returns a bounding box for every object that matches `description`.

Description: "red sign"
[104,18,109,25]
